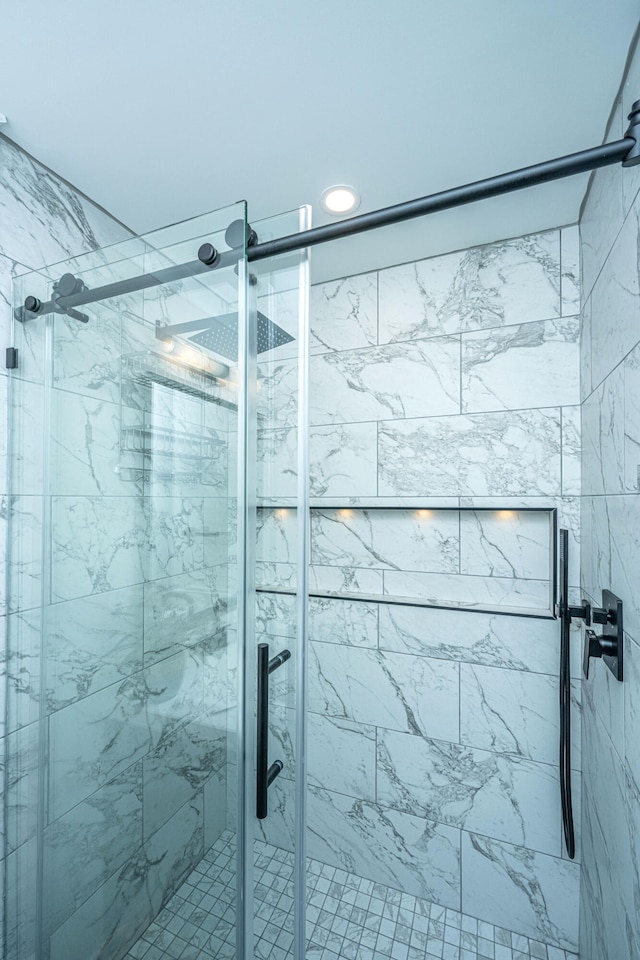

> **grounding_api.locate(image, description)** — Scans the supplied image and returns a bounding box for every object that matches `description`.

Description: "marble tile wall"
[1,135,238,960]
[0,133,135,960]
[577,30,640,960]
[257,226,583,952]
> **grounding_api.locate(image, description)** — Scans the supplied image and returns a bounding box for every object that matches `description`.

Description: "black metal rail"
[18,101,640,322]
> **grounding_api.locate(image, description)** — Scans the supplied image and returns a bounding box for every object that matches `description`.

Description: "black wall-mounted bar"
[557,529,575,860]
[18,102,640,322]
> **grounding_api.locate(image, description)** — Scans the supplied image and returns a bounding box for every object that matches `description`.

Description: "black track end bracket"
[6,347,18,369]
[623,100,640,167]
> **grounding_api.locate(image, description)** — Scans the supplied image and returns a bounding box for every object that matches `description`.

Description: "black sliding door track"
[19,101,640,320]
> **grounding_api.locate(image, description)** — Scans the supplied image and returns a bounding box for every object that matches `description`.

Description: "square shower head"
[187,311,295,362]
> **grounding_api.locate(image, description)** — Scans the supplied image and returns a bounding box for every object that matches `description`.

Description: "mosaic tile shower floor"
[125,832,578,960]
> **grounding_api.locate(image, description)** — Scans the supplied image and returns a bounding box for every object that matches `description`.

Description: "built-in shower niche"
[257,504,557,618]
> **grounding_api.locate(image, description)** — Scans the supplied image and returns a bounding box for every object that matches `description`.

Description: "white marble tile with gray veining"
[460,663,581,768]
[204,632,235,716]
[140,411,228,498]
[4,608,41,734]
[377,729,562,856]
[625,767,640,958]
[624,341,640,492]
[311,508,460,574]
[142,272,230,341]
[255,560,297,591]
[53,494,207,600]
[203,498,229,566]
[581,696,637,960]
[43,762,143,937]
[310,337,461,426]
[0,135,131,271]
[5,721,39,853]
[623,55,640,214]
[257,506,298,565]
[378,231,560,343]
[48,647,202,823]
[47,672,153,821]
[309,596,378,648]
[48,495,142,600]
[561,225,580,316]
[583,494,640,643]
[562,406,582,496]
[257,355,299,426]
[625,635,640,793]
[459,509,551,580]
[378,409,562,497]
[0,379,6,500]
[383,569,551,613]
[580,294,592,403]
[556,495,581,590]
[144,566,227,666]
[589,201,640,389]
[45,586,144,712]
[5,836,38,960]
[145,497,205,581]
[142,718,226,838]
[580,99,625,301]
[259,416,380,497]
[461,832,579,950]
[580,495,601,604]
[50,388,144,496]
[2,495,43,614]
[308,713,376,800]
[309,641,459,740]
[378,602,580,674]
[5,376,44,497]
[257,426,298,499]
[48,798,203,960]
[258,560,386,596]
[461,317,579,413]
[581,363,625,496]
[52,305,141,405]
[310,273,378,354]
[308,785,460,907]
[310,423,378,497]
[255,284,300,364]
[256,590,297,640]
[583,631,625,755]
[203,767,228,848]
[144,648,205,753]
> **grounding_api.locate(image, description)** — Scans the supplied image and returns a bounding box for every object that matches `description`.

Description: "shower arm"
[18,100,640,321]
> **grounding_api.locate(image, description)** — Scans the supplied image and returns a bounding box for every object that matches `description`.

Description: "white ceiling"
[1,0,638,282]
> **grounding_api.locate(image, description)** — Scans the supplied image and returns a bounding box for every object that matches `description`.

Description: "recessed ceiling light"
[321,184,360,215]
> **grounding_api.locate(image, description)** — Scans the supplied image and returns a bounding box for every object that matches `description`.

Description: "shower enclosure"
[6,200,583,960]
[5,202,311,960]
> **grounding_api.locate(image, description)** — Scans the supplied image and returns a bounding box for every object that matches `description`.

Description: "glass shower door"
[6,204,249,960]
[241,206,311,960]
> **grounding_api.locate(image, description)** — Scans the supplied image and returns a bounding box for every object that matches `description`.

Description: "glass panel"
[242,207,311,960]
[6,204,247,960]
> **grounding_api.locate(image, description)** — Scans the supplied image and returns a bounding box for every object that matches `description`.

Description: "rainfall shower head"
[186,311,294,362]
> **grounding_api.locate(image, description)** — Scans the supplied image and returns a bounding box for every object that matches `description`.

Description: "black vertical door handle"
[256,642,290,820]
